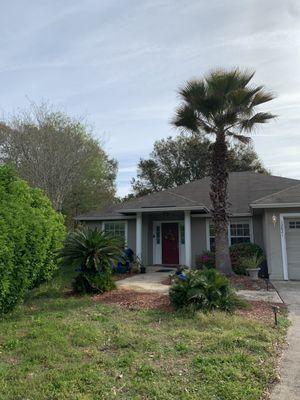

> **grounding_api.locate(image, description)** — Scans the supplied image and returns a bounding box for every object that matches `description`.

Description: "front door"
[162,223,179,264]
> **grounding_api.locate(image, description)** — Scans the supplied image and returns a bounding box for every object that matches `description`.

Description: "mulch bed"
[93,288,286,324]
[235,300,286,324]
[93,289,173,311]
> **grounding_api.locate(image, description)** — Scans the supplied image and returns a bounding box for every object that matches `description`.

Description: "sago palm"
[59,227,124,273]
[172,69,275,274]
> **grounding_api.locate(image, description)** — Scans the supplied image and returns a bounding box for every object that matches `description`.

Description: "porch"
[133,209,205,267]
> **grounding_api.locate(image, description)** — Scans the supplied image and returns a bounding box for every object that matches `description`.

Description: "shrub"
[169,268,240,312]
[195,251,215,269]
[230,243,264,275]
[73,271,116,294]
[0,165,65,314]
[196,243,265,275]
[59,228,123,294]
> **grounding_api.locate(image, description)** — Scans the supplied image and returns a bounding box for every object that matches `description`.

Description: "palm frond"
[58,228,124,272]
[171,105,199,133]
[178,80,206,106]
[251,90,276,106]
[227,131,252,144]
[240,112,276,131]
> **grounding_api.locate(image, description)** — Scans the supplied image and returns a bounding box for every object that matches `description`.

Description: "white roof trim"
[75,215,136,221]
[251,203,300,209]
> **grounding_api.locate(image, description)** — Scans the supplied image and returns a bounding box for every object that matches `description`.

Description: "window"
[156,225,161,244]
[180,223,185,245]
[230,223,250,245]
[103,222,126,243]
[289,221,300,229]
[209,223,215,251]
[208,220,251,250]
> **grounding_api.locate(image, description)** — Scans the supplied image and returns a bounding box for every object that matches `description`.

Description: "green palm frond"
[240,112,276,131]
[172,68,275,140]
[227,132,252,144]
[58,227,123,273]
[251,90,275,106]
[172,105,200,133]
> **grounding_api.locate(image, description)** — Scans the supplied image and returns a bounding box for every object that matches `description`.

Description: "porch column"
[136,212,142,261]
[184,210,192,267]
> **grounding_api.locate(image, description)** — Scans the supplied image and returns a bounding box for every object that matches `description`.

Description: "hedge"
[0,166,65,313]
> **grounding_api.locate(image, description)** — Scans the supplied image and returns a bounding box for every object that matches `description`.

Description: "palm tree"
[172,69,275,274]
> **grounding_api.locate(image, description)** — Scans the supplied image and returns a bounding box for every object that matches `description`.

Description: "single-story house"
[76,171,300,280]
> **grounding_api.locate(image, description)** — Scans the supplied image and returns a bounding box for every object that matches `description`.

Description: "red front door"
[162,223,179,264]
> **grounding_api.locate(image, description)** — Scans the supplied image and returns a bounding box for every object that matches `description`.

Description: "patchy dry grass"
[0,267,287,400]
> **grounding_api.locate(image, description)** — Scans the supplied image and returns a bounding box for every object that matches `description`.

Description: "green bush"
[169,268,240,312]
[72,271,116,294]
[0,165,65,314]
[230,243,264,275]
[196,243,265,275]
[59,227,123,294]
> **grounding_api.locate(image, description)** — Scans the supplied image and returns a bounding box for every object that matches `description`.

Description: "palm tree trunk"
[210,131,233,275]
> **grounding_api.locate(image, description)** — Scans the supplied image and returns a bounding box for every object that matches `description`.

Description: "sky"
[0,0,300,197]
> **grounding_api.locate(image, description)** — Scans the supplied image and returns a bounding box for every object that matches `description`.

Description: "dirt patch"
[230,275,273,291]
[236,300,287,324]
[93,289,173,311]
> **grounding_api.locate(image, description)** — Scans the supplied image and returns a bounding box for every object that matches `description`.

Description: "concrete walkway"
[117,267,283,304]
[116,266,173,294]
[270,281,300,400]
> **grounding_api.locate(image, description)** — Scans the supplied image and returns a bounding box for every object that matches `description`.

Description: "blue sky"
[0,0,300,196]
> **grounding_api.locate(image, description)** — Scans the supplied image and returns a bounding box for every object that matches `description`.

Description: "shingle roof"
[252,183,300,205]
[76,172,300,220]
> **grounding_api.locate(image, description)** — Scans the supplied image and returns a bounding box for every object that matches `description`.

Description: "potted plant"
[133,256,146,274]
[241,253,264,280]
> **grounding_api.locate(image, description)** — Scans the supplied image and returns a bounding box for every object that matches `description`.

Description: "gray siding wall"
[252,215,264,250]
[127,220,136,253]
[191,218,207,266]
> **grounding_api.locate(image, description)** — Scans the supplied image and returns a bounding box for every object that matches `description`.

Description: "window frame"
[206,218,253,251]
[102,220,128,246]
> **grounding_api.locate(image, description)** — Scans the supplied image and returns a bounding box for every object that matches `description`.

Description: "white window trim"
[102,220,128,246]
[206,218,253,251]
[279,213,300,281]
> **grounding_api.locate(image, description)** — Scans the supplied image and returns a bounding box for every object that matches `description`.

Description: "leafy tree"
[59,227,124,293]
[172,69,275,274]
[0,103,117,222]
[131,133,268,196]
[0,165,65,314]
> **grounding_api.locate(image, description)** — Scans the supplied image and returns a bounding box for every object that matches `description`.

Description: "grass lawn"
[0,267,287,400]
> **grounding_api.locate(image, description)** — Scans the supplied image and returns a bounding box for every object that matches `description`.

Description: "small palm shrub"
[230,243,264,275]
[169,268,240,311]
[59,228,124,294]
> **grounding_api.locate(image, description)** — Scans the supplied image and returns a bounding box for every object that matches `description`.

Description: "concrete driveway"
[270,281,300,400]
